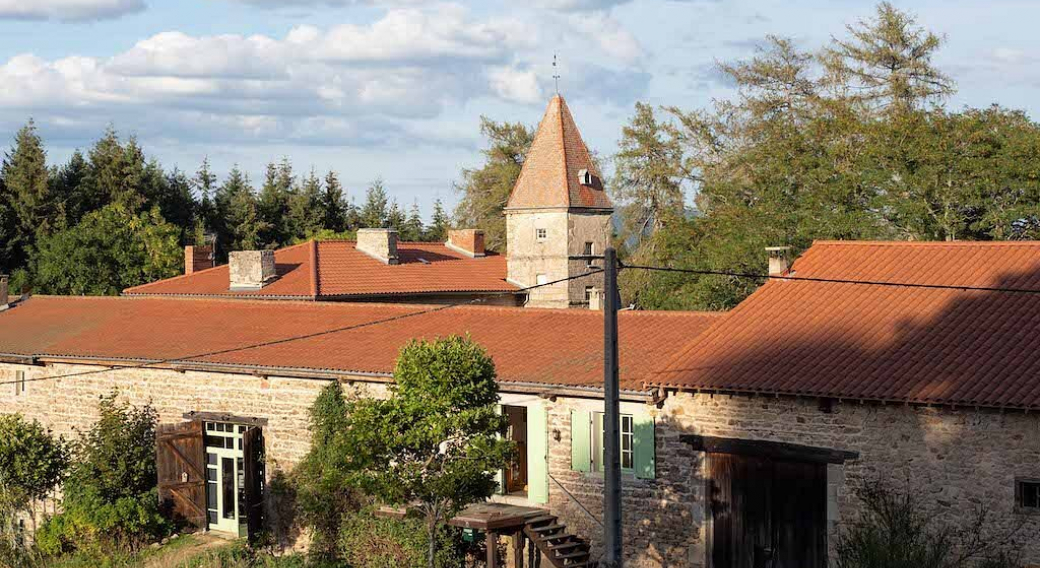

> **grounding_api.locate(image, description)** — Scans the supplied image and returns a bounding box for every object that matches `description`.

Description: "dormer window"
[536,228,547,241]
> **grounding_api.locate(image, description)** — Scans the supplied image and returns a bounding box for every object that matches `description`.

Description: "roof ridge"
[812,240,1040,247]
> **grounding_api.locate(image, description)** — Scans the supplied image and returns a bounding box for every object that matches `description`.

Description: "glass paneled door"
[204,422,247,536]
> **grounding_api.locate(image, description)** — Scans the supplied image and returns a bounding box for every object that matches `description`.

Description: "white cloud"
[487,66,543,104]
[0,0,144,21]
[566,11,643,64]
[532,0,628,11]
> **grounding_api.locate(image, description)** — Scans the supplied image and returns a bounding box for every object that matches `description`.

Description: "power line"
[622,263,1040,295]
[0,269,603,387]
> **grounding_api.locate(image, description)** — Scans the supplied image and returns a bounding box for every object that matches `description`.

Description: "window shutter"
[633,415,656,480]
[571,409,591,472]
[495,406,506,495]
[527,403,549,504]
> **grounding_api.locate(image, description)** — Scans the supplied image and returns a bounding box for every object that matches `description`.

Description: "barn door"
[707,452,826,568]
[242,426,265,544]
[156,421,207,529]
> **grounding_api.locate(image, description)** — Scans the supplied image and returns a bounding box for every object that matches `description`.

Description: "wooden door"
[708,453,826,568]
[156,421,207,530]
[504,406,527,493]
[242,426,265,543]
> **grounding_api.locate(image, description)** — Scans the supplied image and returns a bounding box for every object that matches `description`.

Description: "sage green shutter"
[633,415,656,480]
[527,403,549,503]
[570,409,591,472]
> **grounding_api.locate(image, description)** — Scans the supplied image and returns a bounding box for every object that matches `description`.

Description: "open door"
[156,421,207,530]
[242,426,265,544]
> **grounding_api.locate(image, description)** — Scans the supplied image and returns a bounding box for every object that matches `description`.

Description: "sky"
[1,0,1038,219]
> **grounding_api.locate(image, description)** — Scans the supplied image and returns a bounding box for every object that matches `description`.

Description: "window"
[13,370,25,396]
[585,286,595,303]
[535,228,547,241]
[591,412,634,472]
[584,242,595,267]
[1017,479,1040,510]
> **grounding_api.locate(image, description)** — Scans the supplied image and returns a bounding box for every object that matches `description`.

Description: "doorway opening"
[503,406,528,497]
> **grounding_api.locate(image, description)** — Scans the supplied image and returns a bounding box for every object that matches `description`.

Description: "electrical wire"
[0,268,604,387]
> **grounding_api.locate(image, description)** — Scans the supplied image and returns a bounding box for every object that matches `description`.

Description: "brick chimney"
[184,245,215,275]
[229,250,277,290]
[766,246,792,277]
[0,275,8,311]
[357,228,399,265]
[446,229,486,258]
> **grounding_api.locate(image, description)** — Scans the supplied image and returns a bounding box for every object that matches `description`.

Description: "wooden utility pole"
[603,247,622,567]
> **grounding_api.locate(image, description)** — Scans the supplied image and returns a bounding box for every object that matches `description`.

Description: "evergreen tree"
[257,159,294,247]
[386,199,406,234]
[427,198,449,242]
[288,169,324,240]
[321,170,347,232]
[360,179,389,228]
[453,118,533,251]
[2,119,54,269]
[216,166,266,253]
[0,175,14,274]
[402,201,425,242]
[192,158,218,244]
[51,150,88,229]
[82,127,147,213]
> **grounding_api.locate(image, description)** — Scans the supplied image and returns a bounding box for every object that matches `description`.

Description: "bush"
[338,510,465,568]
[836,480,1023,568]
[37,393,171,557]
[0,414,68,545]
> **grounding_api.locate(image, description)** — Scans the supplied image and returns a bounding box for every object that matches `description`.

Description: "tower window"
[535,228,547,241]
[585,286,594,302]
[1018,479,1040,510]
[584,242,595,267]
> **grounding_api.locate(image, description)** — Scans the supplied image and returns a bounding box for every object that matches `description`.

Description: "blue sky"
[1,0,1038,218]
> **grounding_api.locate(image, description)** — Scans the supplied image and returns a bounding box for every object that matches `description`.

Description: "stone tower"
[505,95,613,309]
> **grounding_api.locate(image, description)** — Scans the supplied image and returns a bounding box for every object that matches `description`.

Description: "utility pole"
[603,247,622,567]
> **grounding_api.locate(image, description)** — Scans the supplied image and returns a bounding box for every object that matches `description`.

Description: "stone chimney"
[446,229,486,258]
[356,228,399,265]
[766,246,792,277]
[0,275,8,311]
[229,250,277,290]
[184,245,215,275]
[588,287,604,311]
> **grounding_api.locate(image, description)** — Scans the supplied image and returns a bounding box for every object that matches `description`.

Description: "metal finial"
[552,53,560,95]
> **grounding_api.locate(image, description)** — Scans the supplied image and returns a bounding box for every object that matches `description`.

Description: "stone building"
[3,240,1040,567]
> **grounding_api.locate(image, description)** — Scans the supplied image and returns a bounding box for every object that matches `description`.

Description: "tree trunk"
[427,514,438,568]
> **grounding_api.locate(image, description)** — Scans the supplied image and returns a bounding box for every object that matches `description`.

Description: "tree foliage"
[0,414,68,549]
[619,3,1040,310]
[453,118,534,251]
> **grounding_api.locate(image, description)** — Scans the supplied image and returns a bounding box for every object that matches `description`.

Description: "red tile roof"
[652,241,1040,410]
[123,240,517,299]
[506,95,613,211]
[0,296,722,391]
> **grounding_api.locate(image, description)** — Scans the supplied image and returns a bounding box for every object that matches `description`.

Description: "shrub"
[836,479,1023,568]
[338,509,465,568]
[0,414,68,542]
[37,393,170,557]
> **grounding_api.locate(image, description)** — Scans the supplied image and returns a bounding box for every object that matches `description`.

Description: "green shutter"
[527,403,549,504]
[571,409,591,472]
[633,415,656,480]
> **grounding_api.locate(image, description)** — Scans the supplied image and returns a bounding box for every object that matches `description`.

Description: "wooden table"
[377,502,548,568]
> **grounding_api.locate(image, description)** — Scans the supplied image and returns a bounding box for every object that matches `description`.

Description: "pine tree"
[258,158,294,247]
[51,150,88,230]
[192,158,218,244]
[386,199,405,234]
[320,170,347,232]
[216,166,267,252]
[402,201,425,242]
[288,169,324,240]
[427,198,449,242]
[2,119,54,268]
[360,179,389,228]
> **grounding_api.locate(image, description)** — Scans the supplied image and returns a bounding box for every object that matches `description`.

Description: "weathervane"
[552,53,561,95]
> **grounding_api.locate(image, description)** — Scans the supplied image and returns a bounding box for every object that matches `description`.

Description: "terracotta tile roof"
[123,240,517,299]
[652,241,1040,410]
[0,296,721,391]
[506,95,613,211]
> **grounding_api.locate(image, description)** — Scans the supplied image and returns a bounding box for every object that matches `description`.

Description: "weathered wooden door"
[242,426,265,543]
[708,453,827,568]
[156,421,207,529]
[503,406,528,493]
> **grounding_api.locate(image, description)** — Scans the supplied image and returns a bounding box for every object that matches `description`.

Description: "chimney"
[184,245,215,275]
[588,287,604,311]
[356,228,399,265]
[0,275,8,311]
[446,229,486,258]
[229,250,277,290]
[766,246,792,277]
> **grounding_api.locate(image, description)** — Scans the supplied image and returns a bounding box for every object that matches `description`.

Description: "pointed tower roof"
[506,95,613,211]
